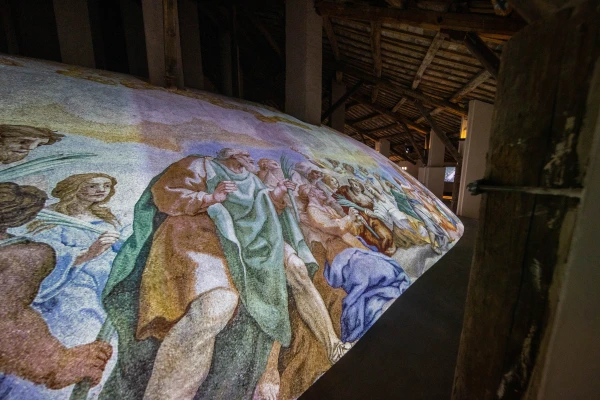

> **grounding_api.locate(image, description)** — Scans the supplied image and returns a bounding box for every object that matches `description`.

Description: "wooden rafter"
[370,21,382,103]
[164,0,183,89]
[366,122,401,136]
[352,94,428,134]
[349,112,382,125]
[394,30,445,115]
[315,1,526,36]
[443,29,501,78]
[412,31,445,90]
[402,122,426,163]
[414,100,461,161]
[335,63,467,117]
[415,68,492,124]
[323,16,340,62]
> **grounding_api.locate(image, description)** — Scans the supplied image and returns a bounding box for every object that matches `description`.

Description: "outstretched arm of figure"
[0,243,112,389]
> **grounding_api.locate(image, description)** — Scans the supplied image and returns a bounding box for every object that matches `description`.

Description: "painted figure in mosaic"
[2,173,126,399]
[101,148,349,400]
[337,178,396,255]
[0,182,112,396]
[0,124,63,165]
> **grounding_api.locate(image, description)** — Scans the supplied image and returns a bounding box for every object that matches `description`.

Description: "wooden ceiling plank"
[334,62,467,117]
[371,21,383,102]
[351,94,428,134]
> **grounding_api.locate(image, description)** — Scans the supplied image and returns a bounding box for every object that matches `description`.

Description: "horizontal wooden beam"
[315,1,526,36]
[352,94,429,134]
[414,100,461,161]
[334,62,467,117]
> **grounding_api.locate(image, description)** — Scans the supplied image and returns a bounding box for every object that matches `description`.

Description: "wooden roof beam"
[394,30,445,118]
[414,100,461,162]
[335,63,467,117]
[443,29,501,78]
[323,16,340,62]
[351,94,429,134]
[414,68,492,123]
[370,21,382,103]
[366,122,401,136]
[412,31,445,90]
[348,112,383,125]
[315,1,526,36]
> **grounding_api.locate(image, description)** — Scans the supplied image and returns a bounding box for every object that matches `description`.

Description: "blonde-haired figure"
[5,173,129,400]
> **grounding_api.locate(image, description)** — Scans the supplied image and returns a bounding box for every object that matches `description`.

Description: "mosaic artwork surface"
[0,55,463,400]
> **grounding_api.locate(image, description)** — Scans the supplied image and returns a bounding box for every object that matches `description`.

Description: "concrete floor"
[301,218,478,400]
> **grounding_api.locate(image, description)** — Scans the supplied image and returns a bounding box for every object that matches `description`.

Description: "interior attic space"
[0,0,599,399]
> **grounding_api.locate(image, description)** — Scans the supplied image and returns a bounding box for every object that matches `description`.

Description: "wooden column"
[330,79,346,132]
[178,0,204,89]
[142,0,166,86]
[375,138,391,157]
[120,0,149,77]
[53,0,96,67]
[286,0,322,125]
[452,1,600,398]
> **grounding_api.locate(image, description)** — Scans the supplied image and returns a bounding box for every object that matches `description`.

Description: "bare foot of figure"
[254,368,280,400]
[328,341,352,364]
[47,341,113,389]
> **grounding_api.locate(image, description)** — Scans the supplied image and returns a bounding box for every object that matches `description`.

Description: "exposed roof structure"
[200,0,525,164]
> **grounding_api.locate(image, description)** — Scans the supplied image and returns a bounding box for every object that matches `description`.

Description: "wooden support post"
[452,2,600,398]
[142,0,166,86]
[286,0,322,125]
[163,0,184,89]
[53,0,96,68]
[120,0,148,77]
[178,0,204,89]
[414,100,461,161]
[321,79,364,123]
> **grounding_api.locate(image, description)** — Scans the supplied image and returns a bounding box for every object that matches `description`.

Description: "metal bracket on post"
[467,179,583,199]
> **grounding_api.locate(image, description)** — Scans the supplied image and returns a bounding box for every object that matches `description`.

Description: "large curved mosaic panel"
[0,55,463,400]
